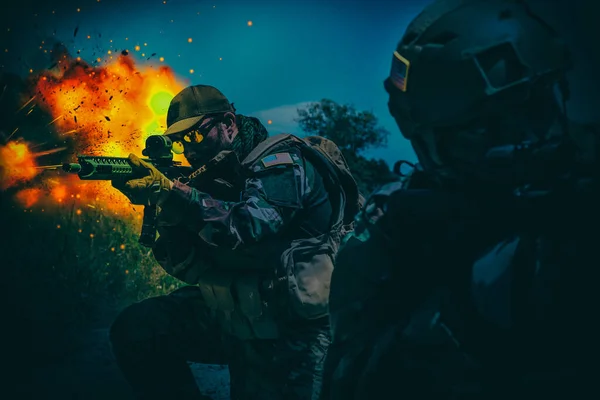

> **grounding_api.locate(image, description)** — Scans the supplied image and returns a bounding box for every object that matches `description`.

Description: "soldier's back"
[324,179,496,399]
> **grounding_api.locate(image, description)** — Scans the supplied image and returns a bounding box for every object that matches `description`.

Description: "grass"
[1,194,184,361]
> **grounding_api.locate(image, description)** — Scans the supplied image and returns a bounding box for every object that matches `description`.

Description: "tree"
[296,99,398,194]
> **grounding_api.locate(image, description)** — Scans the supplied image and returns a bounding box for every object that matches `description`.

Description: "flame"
[35,54,186,155]
[15,187,42,208]
[2,53,189,218]
[0,142,40,189]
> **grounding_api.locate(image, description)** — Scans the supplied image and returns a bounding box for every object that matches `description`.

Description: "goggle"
[169,118,220,154]
[182,129,205,144]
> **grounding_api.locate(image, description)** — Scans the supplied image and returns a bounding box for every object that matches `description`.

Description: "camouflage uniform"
[110,137,337,400]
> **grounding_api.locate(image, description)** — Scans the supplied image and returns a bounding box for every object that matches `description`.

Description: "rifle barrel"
[62,163,82,173]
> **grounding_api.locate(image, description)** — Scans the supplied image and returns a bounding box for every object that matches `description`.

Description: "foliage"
[1,195,184,359]
[296,99,398,194]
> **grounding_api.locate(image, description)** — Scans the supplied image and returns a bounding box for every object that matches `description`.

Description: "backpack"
[240,133,363,319]
[241,133,363,232]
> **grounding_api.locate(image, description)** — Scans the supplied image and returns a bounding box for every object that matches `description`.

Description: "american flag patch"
[261,152,293,168]
[390,51,410,92]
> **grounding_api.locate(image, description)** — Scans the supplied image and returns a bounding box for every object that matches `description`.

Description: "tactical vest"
[194,134,360,340]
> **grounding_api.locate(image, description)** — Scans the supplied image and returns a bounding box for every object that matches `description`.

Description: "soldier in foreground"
[108,84,360,399]
[322,0,599,398]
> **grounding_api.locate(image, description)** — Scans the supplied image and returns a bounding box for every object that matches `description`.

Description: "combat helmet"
[385,0,573,186]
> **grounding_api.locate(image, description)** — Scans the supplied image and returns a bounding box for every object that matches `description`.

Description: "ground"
[26,327,231,399]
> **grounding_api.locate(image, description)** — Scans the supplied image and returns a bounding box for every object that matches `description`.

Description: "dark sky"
[1,0,600,164]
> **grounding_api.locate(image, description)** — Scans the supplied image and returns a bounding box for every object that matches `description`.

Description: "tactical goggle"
[169,118,220,154]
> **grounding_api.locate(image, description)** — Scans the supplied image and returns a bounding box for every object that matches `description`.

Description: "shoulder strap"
[241,133,347,231]
[241,133,301,168]
[293,142,348,230]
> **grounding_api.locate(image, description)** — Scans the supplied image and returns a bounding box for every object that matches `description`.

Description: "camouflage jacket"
[153,146,332,282]
[150,136,340,340]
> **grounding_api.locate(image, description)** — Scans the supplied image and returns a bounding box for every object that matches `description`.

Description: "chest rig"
[187,134,355,340]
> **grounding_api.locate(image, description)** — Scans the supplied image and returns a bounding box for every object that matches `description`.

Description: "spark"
[61,129,78,134]
[26,108,34,115]
[247,21,253,26]
[187,38,192,43]
[6,127,19,140]
[34,164,62,170]
[46,114,63,126]
[33,147,67,157]
[17,96,36,112]
[28,142,48,149]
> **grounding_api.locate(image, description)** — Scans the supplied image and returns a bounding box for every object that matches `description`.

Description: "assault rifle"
[62,135,193,248]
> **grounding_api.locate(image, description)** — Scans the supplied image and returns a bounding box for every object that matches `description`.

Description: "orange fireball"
[0,141,40,190]
[35,54,187,156]
[3,52,190,218]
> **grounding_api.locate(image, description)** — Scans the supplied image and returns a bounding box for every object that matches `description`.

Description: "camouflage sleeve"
[157,151,313,250]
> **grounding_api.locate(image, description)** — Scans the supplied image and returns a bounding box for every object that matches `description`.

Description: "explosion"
[0,141,40,189]
[1,52,189,220]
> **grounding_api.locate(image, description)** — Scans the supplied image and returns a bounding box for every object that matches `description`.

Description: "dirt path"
[26,328,231,399]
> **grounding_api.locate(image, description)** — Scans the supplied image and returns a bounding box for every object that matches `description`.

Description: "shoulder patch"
[261,152,294,168]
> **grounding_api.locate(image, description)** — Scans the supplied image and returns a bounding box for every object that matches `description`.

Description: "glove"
[111,154,173,206]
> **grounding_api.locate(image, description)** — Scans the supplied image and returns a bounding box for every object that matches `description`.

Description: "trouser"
[109,285,330,400]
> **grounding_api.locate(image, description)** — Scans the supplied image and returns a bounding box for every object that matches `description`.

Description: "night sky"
[1,0,600,167]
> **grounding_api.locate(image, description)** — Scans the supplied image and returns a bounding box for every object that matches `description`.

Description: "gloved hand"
[111,153,173,206]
